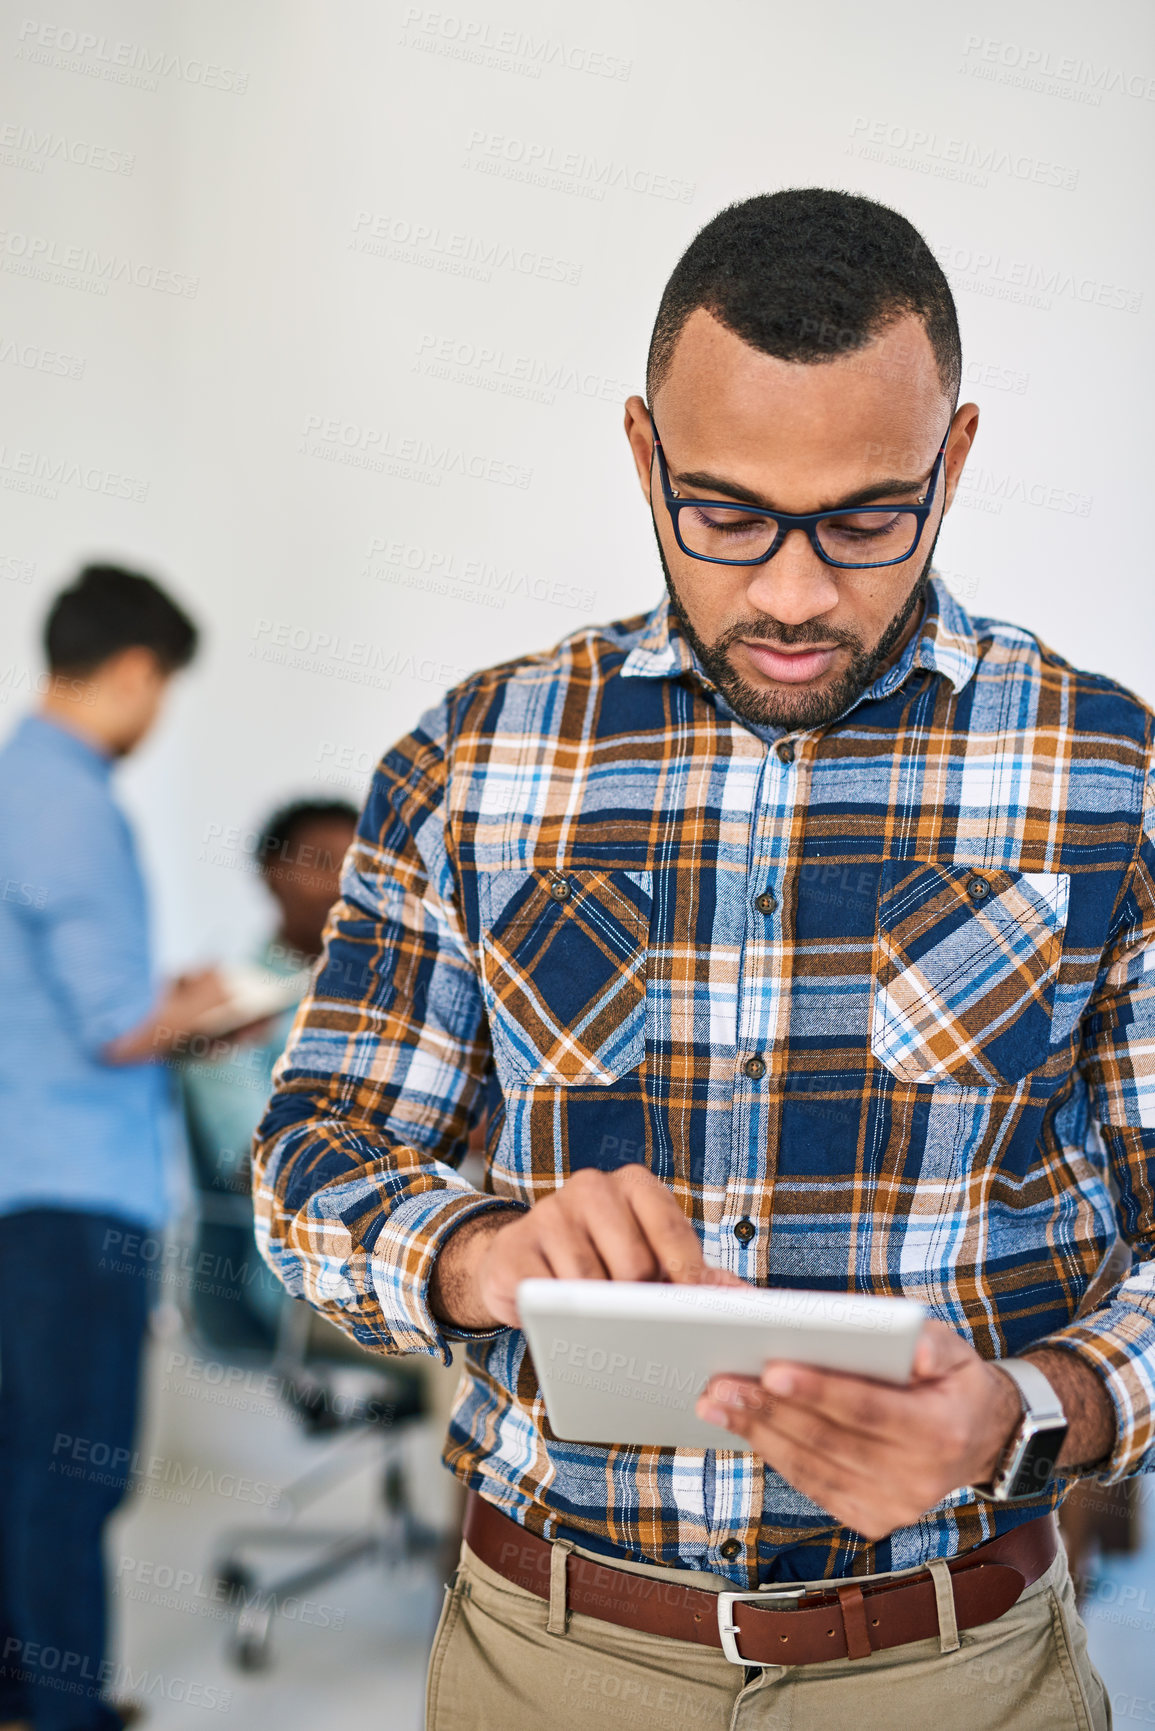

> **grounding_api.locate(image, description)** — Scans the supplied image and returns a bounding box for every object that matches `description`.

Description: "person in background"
[179,797,359,1342]
[0,565,228,1731]
[180,793,469,1582]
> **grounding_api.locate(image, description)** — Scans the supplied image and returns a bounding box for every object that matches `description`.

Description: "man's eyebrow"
[670,466,930,514]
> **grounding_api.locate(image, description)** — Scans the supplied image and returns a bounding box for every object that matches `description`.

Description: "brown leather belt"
[463,1491,1057,1667]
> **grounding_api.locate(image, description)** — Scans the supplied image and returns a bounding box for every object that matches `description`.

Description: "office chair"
[176,1072,448,1670]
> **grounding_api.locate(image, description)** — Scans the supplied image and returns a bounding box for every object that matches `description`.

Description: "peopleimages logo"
[364,535,596,613]
[0,335,85,379]
[847,117,1079,190]
[463,130,695,204]
[299,414,533,489]
[0,1641,231,1714]
[14,19,249,93]
[0,228,198,297]
[350,209,582,286]
[960,33,1155,103]
[931,240,1142,315]
[0,442,148,503]
[0,122,134,175]
[413,332,631,407]
[399,7,632,81]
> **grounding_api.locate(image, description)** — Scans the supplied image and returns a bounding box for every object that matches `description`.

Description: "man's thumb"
[910,1318,972,1381]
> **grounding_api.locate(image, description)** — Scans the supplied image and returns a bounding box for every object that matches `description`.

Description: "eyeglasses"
[650,417,950,571]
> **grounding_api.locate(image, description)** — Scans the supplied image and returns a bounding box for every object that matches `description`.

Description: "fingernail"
[697,1400,732,1427]
[762,1366,794,1396]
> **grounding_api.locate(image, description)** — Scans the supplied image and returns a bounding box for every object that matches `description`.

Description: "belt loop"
[834,1582,872,1661]
[927,1559,960,1654]
[547,1538,575,1636]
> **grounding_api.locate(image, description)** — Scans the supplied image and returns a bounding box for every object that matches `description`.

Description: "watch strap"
[969,1358,1068,1502]
[996,1358,1067,1427]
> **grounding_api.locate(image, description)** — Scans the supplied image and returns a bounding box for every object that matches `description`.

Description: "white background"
[2,0,1152,972]
[4,5,1155,1720]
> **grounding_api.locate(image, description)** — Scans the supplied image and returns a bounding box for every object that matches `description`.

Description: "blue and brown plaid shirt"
[253,572,1155,1585]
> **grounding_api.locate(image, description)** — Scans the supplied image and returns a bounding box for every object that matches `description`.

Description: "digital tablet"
[189,962,314,1039]
[518,1279,926,1450]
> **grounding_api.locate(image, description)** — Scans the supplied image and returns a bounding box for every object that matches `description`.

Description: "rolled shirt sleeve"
[251,700,522,1361]
[27,787,158,1058]
[1033,743,1155,1480]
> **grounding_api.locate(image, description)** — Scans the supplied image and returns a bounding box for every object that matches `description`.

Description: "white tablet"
[518,1279,926,1450]
[189,962,313,1038]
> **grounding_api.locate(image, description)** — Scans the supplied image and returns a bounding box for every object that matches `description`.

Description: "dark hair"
[647,188,960,405]
[253,798,359,874]
[44,563,199,674]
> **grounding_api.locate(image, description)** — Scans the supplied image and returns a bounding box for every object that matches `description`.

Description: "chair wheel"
[229,1597,273,1671]
[231,1629,271,1672]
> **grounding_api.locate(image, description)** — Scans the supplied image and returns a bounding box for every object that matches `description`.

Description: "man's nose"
[742,528,840,627]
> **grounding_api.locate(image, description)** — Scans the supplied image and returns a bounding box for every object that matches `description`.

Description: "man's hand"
[430,1165,739,1331]
[158,968,234,1038]
[696,1320,1026,1542]
[104,967,232,1064]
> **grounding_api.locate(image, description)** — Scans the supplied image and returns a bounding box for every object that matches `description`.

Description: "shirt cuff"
[368,1186,528,1362]
[1028,1317,1155,1483]
[87,981,160,1056]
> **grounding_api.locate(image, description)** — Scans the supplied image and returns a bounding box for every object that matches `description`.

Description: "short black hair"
[647,188,960,405]
[253,798,359,874]
[44,563,199,674]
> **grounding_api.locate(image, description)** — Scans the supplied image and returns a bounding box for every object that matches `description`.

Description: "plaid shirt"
[253,573,1155,1586]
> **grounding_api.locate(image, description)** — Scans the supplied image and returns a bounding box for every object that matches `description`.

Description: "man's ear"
[942,401,980,513]
[623,394,655,501]
[107,646,170,711]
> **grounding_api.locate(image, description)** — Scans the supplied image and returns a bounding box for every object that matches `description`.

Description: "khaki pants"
[425,1532,1110,1730]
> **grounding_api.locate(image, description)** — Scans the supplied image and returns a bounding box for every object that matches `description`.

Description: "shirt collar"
[17,712,116,779]
[619,593,700,685]
[620,571,979,702]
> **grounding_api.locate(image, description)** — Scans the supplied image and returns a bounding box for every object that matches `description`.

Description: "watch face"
[1007,1424,1069,1498]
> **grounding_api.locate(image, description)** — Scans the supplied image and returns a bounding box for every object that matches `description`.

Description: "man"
[253,191,1151,1727]
[180,797,359,1346]
[0,566,227,1731]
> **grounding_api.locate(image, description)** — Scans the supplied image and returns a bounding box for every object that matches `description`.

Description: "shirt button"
[548,875,571,902]
[965,875,990,903]
[776,741,795,765]
[754,888,777,915]
[733,1218,755,1244]
[742,1055,766,1080]
[719,1539,743,1561]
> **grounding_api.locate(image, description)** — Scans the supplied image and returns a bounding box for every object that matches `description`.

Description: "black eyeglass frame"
[650,416,951,571]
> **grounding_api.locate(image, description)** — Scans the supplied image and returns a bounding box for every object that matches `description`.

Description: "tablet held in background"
[188,961,313,1039]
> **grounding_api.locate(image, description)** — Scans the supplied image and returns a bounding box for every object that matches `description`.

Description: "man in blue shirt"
[0,566,224,1731]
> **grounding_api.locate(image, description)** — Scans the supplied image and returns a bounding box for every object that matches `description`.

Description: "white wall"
[3,0,1152,968]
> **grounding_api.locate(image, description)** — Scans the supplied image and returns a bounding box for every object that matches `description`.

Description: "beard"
[655,519,941,734]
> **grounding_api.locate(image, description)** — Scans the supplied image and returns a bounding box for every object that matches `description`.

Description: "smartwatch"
[970,1359,1068,1502]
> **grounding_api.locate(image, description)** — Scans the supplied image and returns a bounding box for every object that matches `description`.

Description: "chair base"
[212,1455,445,1670]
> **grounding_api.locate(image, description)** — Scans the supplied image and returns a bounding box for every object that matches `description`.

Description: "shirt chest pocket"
[871,860,1070,1089]
[478,867,652,1087]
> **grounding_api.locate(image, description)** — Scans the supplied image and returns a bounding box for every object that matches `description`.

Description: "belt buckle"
[717,1585,807,1666]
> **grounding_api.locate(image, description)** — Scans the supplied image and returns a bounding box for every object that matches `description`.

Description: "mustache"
[715,616,863,653]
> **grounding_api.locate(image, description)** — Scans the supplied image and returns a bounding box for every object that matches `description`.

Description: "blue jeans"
[0,1208,150,1730]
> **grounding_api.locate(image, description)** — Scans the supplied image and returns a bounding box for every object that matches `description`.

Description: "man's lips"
[739,640,841,685]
